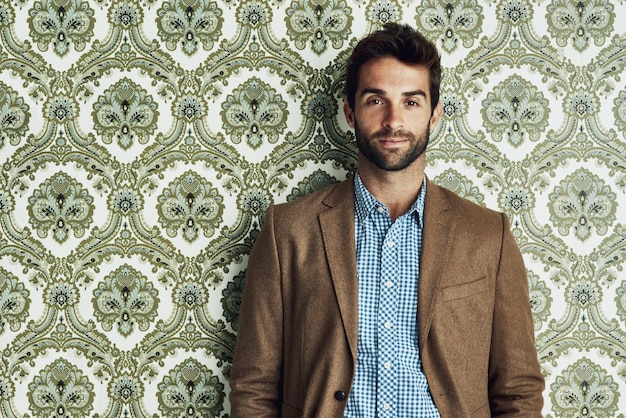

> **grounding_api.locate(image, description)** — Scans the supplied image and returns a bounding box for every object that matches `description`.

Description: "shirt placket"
[377,213,399,417]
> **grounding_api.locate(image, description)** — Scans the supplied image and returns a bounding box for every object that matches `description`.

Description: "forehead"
[357,56,431,96]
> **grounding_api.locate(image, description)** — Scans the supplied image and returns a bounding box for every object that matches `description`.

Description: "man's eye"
[407,100,419,106]
[368,98,383,105]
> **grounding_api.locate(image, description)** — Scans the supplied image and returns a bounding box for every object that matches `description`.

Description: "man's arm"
[230,205,283,417]
[488,213,545,416]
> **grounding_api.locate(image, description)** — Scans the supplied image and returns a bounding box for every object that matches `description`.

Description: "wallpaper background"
[0,0,625,416]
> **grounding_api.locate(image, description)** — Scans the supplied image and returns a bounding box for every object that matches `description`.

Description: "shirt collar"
[354,172,426,227]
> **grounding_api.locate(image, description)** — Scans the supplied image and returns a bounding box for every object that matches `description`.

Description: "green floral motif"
[27,172,95,243]
[92,264,159,336]
[0,190,13,214]
[568,280,600,307]
[28,358,95,418]
[440,92,467,118]
[286,169,339,202]
[0,2,14,26]
[45,282,77,308]
[176,94,206,122]
[46,95,76,122]
[416,0,483,52]
[303,92,336,122]
[156,0,223,55]
[0,376,12,400]
[528,271,552,330]
[110,188,143,215]
[238,1,270,27]
[157,358,225,417]
[550,359,619,417]
[221,271,244,331]
[433,169,485,206]
[110,375,143,402]
[0,82,30,147]
[498,0,532,25]
[548,168,617,241]
[0,268,31,333]
[157,171,224,242]
[546,0,614,51]
[500,185,533,213]
[365,0,402,27]
[92,78,159,149]
[27,0,95,56]
[109,1,142,28]
[566,90,598,118]
[174,280,207,309]
[239,188,270,215]
[222,77,289,149]
[613,90,626,138]
[285,0,353,54]
[481,76,550,147]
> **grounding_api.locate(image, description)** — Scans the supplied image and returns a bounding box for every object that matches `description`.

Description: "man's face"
[344,56,442,171]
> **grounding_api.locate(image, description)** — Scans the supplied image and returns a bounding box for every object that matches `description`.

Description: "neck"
[358,156,425,221]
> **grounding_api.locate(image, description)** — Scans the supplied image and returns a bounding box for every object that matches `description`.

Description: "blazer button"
[334,391,346,401]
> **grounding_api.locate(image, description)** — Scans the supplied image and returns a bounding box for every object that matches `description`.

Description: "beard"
[354,119,431,171]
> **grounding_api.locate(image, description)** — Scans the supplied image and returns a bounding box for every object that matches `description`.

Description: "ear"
[343,99,355,128]
[430,101,443,131]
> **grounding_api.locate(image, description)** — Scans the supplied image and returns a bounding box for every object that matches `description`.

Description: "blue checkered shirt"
[344,174,440,417]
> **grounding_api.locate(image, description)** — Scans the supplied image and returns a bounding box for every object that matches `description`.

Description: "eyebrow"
[360,87,428,99]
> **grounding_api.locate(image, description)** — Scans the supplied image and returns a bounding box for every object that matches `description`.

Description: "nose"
[383,104,403,131]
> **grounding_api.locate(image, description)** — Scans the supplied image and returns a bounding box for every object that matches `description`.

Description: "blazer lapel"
[419,179,456,350]
[318,179,359,360]
[315,178,455,360]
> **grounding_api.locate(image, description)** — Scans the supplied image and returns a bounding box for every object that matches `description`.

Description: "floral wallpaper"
[0,0,625,417]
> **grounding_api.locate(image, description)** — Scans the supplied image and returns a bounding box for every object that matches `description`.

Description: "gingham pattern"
[344,174,440,418]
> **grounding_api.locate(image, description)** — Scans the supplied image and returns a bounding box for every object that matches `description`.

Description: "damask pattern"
[28,358,95,417]
[92,264,159,335]
[0,0,625,417]
[92,77,160,148]
[221,76,289,148]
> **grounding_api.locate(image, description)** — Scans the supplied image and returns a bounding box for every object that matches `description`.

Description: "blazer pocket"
[281,402,303,417]
[469,402,490,417]
[442,277,487,302]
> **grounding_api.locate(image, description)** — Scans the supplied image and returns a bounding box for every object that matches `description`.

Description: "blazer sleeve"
[230,205,283,417]
[488,213,545,416]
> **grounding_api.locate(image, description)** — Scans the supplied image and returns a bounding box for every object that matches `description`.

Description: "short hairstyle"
[345,23,442,113]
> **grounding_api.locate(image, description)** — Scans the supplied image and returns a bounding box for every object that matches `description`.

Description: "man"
[230,23,544,417]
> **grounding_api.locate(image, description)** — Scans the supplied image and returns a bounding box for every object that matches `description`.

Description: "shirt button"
[377,206,385,213]
[383,402,391,410]
[387,241,394,248]
[385,280,393,288]
[384,321,392,329]
[384,361,391,369]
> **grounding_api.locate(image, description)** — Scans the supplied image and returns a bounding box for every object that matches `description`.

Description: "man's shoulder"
[273,176,353,214]
[428,180,503,222]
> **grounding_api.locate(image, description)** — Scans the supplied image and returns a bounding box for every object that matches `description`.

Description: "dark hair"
[345,23,441,112]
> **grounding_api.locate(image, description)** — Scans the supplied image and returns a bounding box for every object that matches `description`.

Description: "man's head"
[345,23,441,114]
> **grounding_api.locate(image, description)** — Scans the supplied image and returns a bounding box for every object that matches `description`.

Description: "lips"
[379,137,408,142]
[376,133,412,146]
[379,139,408,146]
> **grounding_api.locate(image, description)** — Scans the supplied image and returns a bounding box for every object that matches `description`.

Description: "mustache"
[371,128,415,140]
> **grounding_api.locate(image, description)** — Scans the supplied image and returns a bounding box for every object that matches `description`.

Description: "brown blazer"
[230,177,544,417]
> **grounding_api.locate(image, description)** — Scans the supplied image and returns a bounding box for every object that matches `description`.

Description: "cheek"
[353,108,381,128]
